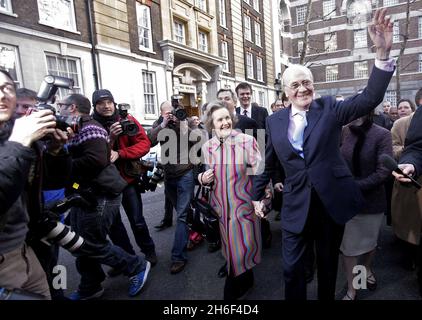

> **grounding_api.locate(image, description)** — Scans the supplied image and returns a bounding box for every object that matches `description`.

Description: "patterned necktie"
[243,110,248,117]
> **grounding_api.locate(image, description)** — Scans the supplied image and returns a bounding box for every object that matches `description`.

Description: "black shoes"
[218,262,228,278]
[145,252,158,267]
[170,261,186,274]
[154,220,172,231]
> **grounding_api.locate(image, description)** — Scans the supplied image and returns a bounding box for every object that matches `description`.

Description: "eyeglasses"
[0,83,16,96]
[285,80,313,91]
[57,103,71,108]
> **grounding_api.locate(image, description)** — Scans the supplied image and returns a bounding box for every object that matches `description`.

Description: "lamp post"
[274,73,282,99]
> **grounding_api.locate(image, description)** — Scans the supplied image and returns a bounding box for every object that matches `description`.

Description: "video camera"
[117,103,139,136]
[168,95,187,127]
[36,75,82,133]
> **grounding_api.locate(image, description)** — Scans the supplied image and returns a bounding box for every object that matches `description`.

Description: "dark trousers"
[282,191,344,300]
[109,184,155,256]
[70,194,145,292]
[30,241,63,299]
[163,193,174,224]
[224,269,254,300]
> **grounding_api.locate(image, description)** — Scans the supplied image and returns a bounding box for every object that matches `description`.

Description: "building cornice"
[95,44,168,66]
[0,22,92,49]
[159,39,225,66]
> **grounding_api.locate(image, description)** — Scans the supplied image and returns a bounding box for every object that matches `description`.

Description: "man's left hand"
[368,8,393,59]
[110,122,123,139]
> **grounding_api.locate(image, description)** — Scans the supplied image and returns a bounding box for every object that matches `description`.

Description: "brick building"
[274,0,422,106]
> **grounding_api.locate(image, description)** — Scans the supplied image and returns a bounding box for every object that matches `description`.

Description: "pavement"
[59,186,422,300]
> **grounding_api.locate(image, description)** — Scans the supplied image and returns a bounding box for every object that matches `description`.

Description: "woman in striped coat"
[198,101,262,300]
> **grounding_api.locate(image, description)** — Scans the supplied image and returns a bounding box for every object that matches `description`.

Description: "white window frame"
[383,0,398,7]
[246,52,254,79]
[195,0,206,12]
[419,54,422,73]
[296,5,307,25]
[243,0,251,5]
[258,91,265,107]
[393,21,400,43]
[326,65,338,82]
[298,40,304,55]
[354,61,368,79]
[256,56,263,82]
[0,44,22,87]
[354,29,367,49]
[221,41,229,72]
[142,70,158,116]
[198,31,208,52]
[252,0,260,12]
[325,32,337,52]
[0,0,13,14]
[219,0,227,28]
[323,0,336,19]
[45,53,82,100]
[136,3,153,52]
[419,17,422,39]
[37,0,77,32]
[385,90,397,107]
[173,20,186,44]
[244,15,252,41]
[254,22,261,47]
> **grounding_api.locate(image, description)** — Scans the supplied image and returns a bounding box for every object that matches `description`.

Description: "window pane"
[326,65,338,82]
[142,71,156,115]
[296,5,307,25]
[37,0,75,31]
[46,54,81,99]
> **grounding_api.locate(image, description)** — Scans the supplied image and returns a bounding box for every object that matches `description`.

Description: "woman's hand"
[199,169,214,185]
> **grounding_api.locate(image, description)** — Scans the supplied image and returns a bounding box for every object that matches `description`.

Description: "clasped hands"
[252,182,283,219]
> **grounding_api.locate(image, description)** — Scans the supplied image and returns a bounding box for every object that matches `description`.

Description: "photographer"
[149,98,197,274]
[57,93,150,299]
[0,69,70,299]
[92,89,157,267]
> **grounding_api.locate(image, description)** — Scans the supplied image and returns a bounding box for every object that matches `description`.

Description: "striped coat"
[202,131,262,276]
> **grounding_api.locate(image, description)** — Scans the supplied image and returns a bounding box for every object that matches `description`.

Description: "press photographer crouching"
[57,93,151,299]
[0,69,71,299]
[92,89,158,267]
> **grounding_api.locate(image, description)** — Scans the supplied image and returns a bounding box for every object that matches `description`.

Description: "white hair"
[281,64,314,87]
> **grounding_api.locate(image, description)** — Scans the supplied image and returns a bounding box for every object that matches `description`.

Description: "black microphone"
[380,154,421,189]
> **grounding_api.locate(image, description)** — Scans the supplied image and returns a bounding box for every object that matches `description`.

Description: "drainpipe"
[86,0,99,90]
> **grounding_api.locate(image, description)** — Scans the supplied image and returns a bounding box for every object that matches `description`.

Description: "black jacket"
[236,103,269,130]
[400,107,422,177]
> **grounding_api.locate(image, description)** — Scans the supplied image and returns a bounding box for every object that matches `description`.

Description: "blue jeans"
[165,170,194,262]
[109,184,155,256]
[69,194,145,292]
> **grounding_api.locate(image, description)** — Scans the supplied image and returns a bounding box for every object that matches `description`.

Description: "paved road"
[59,186,422,300]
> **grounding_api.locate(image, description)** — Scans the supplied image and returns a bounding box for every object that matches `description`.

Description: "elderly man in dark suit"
[252,9,394,300]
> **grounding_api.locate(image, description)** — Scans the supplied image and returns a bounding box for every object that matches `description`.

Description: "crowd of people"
[1,8,422,301]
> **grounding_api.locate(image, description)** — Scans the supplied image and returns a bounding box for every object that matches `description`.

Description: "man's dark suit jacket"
[236,103,268,129]
[235,114,258,136]
[400,107,422,176]
[252,66,394,234]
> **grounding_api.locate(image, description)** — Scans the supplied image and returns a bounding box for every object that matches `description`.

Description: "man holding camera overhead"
[92,89,157,268]
[149,97,197,274]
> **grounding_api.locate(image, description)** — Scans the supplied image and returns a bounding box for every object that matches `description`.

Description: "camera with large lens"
[36,75,82,134]
[117,103,139,136]
[168,95,187,128]
[148,162,165,191]
[35,194,95,253]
